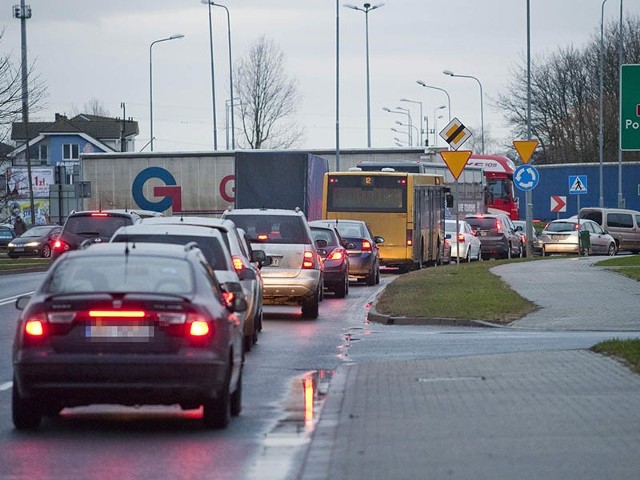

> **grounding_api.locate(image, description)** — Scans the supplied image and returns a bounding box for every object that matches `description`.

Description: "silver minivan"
[578,207,640,253]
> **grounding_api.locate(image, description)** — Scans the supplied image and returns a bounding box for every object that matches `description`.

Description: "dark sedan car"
[0,225,16,249]
[12,242,245,430]
[313,219,381,285]
[310,223,350,298]
[7,225,61,258]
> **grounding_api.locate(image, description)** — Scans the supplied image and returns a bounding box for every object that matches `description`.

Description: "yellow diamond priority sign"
[513,140,539,164]
[439,117,472,150]
[439,150,472,181]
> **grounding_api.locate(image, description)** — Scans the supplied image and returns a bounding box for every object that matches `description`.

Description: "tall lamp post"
[149,33,184,152]
[442,70,484,154]
[344,2,385,148]
[416,80,452,122]
[383,107,411,145]
[203,0,218,150]
[599,0,609,207]
[433,105,446,146]
[202,1,235,149]
[400,98,423,146]
[395,106,413,145]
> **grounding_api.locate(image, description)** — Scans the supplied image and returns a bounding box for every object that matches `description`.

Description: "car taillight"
[221,291,235,309]
[302,250,316,269]
[25,314,46,337]
[53,239,66,251]
[457,233,465,242]
[88,310,146,318]
[91,213,108,217]
[232,256,245,272]
[362,240,373,252]
[327,250,344,261]
[186,313,212,337]
[496,220,503,233]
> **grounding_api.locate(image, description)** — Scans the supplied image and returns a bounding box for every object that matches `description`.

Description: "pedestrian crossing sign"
[568,175,587,194]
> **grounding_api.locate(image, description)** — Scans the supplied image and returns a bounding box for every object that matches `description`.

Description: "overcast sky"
[3,1,638,153]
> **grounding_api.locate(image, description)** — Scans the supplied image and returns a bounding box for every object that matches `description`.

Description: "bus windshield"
[327,175,407,213]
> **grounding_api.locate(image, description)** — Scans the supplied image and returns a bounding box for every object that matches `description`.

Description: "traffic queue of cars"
[10,207,387,431]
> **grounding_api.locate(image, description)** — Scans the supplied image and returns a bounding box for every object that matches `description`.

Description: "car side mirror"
[261,256,273,267]
[445,233,451,240]
[16,295,31,310]
[374,236,385,244]
[251,249,267,264]
[315,239,328,248]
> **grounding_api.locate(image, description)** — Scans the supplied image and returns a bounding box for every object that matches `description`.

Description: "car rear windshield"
[45,256,194,294]
[65,215,133,237]
[225,215,309,245]
[332,222,365,239]
[544,222,577,233]
[465,218,498,230]
[111,234,231,270]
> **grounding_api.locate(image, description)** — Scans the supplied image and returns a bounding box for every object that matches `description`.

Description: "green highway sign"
[620,64,640,151]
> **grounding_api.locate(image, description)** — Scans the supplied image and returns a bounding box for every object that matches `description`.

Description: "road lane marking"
[0,291,34,306]
[0,382,13,391]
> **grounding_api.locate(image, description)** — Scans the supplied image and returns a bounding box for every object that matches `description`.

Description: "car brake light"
[221,291,235,308]
[496,220,503,233]
[91,213,108,217]
[88,310,146,318]
[257,234,268,241]
[362,240,372,252]
[302,250,316,269]
[327,250,344,261]
[25,316,46,337]
[186,313,211,337]
[232,256,244,272]
[457,233,465,242]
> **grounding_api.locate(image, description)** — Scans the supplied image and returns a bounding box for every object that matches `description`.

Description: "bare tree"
[71,97,111,117]
[0,28,47,144]
[234,36,304,149]
[496,14,640,164]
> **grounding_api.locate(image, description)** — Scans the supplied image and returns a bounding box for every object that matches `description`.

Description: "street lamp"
[400,98,423,146]
[395,106,413,145]
[395,121,419,145]
[149,33,184,152]
[344,2,385,148]
[416,80,452,123]
[443,69,484,154]
[598,0,609,207]
[383,106,412,145]
[202,0,219,150]
[391,126,410,145]
[202,1,235,150]
[433,105,446,146]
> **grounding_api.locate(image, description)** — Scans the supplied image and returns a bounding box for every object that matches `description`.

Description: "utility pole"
[13,0,35,225]
[120,102,126,152]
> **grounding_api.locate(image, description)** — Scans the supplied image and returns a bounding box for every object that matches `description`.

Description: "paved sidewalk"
[297,257,640,480]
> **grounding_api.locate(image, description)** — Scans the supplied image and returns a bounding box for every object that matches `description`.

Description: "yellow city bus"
[322,171,448,271]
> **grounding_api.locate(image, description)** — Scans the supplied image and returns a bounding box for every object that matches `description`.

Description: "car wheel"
[243,334,252,353]
[230,366,242,417]
[202,375,231,429]
[41,244,52,258]
[607,242,617,256]
[12,380,42,430]
[365,267,376,286]
[334,275,348,298]
[506,244,512,259]
[301,288,320,319]
[464,250,470,263]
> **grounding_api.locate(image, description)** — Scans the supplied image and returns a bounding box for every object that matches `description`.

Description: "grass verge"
[375,258,538,324]
[592,339,640,373]
[594,255,640,281]
[0,254,50,272]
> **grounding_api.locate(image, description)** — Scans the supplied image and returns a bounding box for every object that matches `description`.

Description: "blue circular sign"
[513,164,539,191]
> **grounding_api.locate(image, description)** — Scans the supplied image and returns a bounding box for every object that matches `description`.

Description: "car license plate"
[271,258,280,267]
[86,323,153,340]
[14,247,25,252]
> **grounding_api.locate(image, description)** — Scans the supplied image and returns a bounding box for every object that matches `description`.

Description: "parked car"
[51,210,141,260]
[222,208,323,319]
[309,222,350,298]
[0,225,16,249]
[6,225,61,258]
[12,242,245,430]
[444,220,481,262]
[140,216,267,351]
[317,219,381,285]
[578,207,640,253]
[465,213,523,260]
[539,218,617,256]
[511,220,529,257]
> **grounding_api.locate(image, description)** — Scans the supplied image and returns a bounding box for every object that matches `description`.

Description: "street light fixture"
[149,33,184,152]
[416,80,452,123]
[344,2,385,148]
[443,69,484,154]
[202,1,236,149]
[395,120,419,144]
[395,106,413,145]
[391,126,410,145]
[383,106,412,145]
[433,105,446,146]
[400,98,423,146]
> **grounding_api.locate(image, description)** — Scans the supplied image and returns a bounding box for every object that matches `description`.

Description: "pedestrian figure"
[14,216,27,236]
